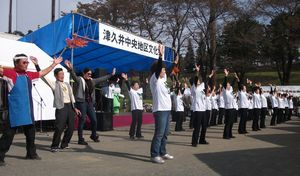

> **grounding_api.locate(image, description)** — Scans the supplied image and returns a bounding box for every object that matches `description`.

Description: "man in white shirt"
[269,85,278,126]
[237,79,249,134]
[252,86,262,131]
[260,89,268,128]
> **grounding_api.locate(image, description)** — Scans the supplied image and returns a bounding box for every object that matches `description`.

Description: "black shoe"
[199,140,209,144]
[0,160,6,167]
[252,129,258,131]
[60,144,70,149]
[78,139,88,145]
[25,155,41,160]
[230,136,236,138]
[136,135,144,139]
[257,128,261,131]
[191,143,197,147]
[90,135,100,143]
[180,129,186,131]
[50,147,59,153]
[130,136,135,140]
[223,137,231,140]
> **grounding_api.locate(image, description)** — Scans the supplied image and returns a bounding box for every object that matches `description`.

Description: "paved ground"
[0,116,299,176]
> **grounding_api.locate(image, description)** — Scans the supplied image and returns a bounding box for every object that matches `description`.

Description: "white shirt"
[191,83,206,112]
[248,98,253,110]
[277,97,285,109]
[284,98,289,108]
[270,95,278,108]
[150,73,171,112]
[104,84,115,99]
[223,87,235,109]
[218,94,225,108]
[261,94,268,108]
[183,88,191,96]
[238,91,249,109]
[128,88,143,111]
[176,95,184,112]
[206,95,212,111]
[211,95,219,110]
[233,97,238,110]
[289,99,294,109]
[253,93,262,109]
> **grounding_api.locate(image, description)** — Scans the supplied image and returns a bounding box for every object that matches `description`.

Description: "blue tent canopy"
[20,13,174,73]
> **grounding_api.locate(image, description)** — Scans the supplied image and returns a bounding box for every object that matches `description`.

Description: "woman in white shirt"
[210,86,219,126]
[191,65,213,146]
[288,95,294,120]
[122,74,144,140]
[217,85,225,124]
[269,86,278,126]
[237,79,249,134]
[149,44,174,164]
[252,86,262,131]
[260,89,268,128]
[222,69,238,139]
[277,93,285,124]
[174,83,185,131]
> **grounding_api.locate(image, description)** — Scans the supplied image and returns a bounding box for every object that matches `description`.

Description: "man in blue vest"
[0,54,62,166]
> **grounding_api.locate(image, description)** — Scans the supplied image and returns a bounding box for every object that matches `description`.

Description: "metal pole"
[8,0,12,33]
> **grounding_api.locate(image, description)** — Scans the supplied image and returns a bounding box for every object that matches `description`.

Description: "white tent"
[0,37,69,121]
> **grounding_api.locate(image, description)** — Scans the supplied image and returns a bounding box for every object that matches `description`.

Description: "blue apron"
[8,74,33,127]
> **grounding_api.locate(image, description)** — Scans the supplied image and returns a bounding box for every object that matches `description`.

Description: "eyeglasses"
[22,61,29,65]
[87,73,92,76]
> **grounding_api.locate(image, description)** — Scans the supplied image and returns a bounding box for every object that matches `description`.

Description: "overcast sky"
[0,0,93,34]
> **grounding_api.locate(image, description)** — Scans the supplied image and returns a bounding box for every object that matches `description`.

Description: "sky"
[0,0,93,34]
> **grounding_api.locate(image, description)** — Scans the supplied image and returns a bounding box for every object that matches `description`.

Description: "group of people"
[0,44,297,166]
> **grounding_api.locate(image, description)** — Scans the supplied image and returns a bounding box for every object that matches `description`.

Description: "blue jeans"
[150,111,170,158]
[76,102,97,140]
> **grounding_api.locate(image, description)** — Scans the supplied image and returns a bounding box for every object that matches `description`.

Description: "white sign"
[261,86,300,97]
[99,23,164,60]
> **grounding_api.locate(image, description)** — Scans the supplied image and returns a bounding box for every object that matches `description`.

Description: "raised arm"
[93,68,115,85]
[121,73,130,90]
[39,57,63,77]
[154,44,164,79]
[222,69,229,88]
[64,60,81,83]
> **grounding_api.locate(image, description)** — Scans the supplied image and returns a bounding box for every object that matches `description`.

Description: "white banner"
[99,23,164,60]
[261,86,300,97]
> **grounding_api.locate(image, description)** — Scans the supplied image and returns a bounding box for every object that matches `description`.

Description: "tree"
[219,15,264,83]
[254,0,300,85]
[183,39,195,73]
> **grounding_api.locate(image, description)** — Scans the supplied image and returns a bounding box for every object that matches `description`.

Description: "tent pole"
[70,12,75,87]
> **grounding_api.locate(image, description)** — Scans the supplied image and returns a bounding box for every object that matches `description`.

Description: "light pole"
[8,0,12,33]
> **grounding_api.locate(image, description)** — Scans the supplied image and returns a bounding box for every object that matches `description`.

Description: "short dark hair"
[131,81,139,87]
[54,68,63,76]
[83,68,92,74]
[13,53,28,65]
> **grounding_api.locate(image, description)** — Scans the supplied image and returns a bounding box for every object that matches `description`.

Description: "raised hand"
[195,63,200,72]
[209,70,215,78]
[53,56,63,65]
[121,73,128,80]
[64,60,73,69]
[30,56,38,65]
[224,69,229,76]
[145,78,149,84]
[112,68,116,76]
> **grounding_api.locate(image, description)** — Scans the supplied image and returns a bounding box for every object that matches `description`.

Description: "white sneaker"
[150,156,165,164]
[162,154,174,160]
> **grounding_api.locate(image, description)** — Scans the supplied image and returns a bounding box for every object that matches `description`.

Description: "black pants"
[210,109,218,126]
[129,110,143,137]
[238,108,248,133]
[0,114,37,161]
[192,111,207,145]
[288,109,292,120]
[283,108,289,122]
[51,103,75,149]
[277,108,284,124]
[189,110,195,129]
[260,108,267,128]
[270,107,278,125]
[206,110,211,127]
[252,108,261,130]
[175,111,184,131]
[218,108,225,124]
[223,109,234,138]
[248,109,254,121]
